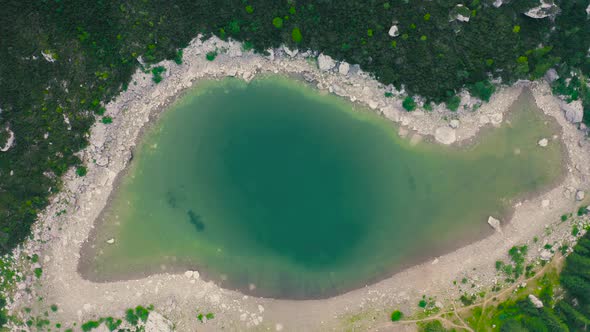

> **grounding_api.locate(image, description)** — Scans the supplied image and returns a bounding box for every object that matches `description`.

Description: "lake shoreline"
[8,36,590,331]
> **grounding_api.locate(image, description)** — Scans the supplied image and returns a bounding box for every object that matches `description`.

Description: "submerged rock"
[434,127,456,145]
[538,138,548,147]
[529,294,544,308]
[487,216,501,232]
[317,54,336,71]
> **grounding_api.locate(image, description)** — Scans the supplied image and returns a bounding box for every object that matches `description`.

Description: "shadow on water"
[187,209,205,232]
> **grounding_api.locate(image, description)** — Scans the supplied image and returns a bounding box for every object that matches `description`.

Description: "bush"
[291,28,302,43]
[76,166,87,177]
[272,17,283,29]
[402,97,416,111]
[151,66,166,83]
[205,51,217,61]
[446,95,461,112]
[391,310,403,321]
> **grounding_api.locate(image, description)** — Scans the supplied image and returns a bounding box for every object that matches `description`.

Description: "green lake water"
[80,77,563,299]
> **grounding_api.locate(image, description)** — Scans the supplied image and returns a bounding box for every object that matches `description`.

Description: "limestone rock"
[529,294,544,308]
[576,190,585,201]
[562,100,584,124]
[487,216,501,232]
[317,54,336,71]
[0,127,15,152]
[283,46,298,57]
[338,62,350,76]
[544,68,559,83]
[493,0,503,8]
[106,238,115,244]
[145,312,174,332]
[538,138,548,147]
[449,119,460,129]
[388,25,399,37]
[434,127,456,145]
[525,1,560,19]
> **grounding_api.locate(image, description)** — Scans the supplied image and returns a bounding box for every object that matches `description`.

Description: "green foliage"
[81,320,100,332]
[34,267,42,279]
[469,80,496,102]
[125,309,138,325]
[418,299,427,308]
[135,305,150,322]
[291,28,302,43]
[76,166,87,177]
[151,66,166,83]
[272,17,283,29]
[561,214,568,222]
[402,97,416,112]
[101,116,113,124]
[174,50,183,65]
[206,51,217,61]
[50,304,58,312]
[390,310,402,321]
[445,95,461,112]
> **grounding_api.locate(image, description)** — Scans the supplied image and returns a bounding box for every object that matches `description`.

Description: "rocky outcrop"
[524,1,560,19]
[338,62,350,76]
[282,46,298,58]
[434,127,456,145]
[529,294,544,308]
[317,54,336,71]
[562,100,584,124]
[451,5,471,22]
[0,127,15,152]
[487,216,501,232]
[145,312,174,332]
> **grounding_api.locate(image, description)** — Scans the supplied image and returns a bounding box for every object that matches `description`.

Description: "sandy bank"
[7,36,590,331]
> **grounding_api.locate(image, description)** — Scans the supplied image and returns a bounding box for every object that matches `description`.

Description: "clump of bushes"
[391,310,403,321]
[151,66,166,83]
[402,96,416,111]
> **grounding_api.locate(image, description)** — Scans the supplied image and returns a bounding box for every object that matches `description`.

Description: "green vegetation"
[101,116,113,124]
[206,51,218,61]
[196,310,215,322]
[76,166,88,177]
[402,96,417,111]
[272,17,283,29]
[151,66,166,83]
[391,310,403,322]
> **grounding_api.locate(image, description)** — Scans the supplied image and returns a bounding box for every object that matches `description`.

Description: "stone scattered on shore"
[106,238,115,244]
[529,294,544,308]
[449,119,460,129]
[282,46,298,58]
[434,126,456,145]
[538,138,548,147]
[487,216,502,232]
[184,270,200,279]
[576,190,585,201]
[317,54,336,71]
[563,100,584,124]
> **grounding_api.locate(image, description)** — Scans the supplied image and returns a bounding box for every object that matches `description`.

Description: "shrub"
[174,50,183,64]
[391,310,403,321]
[206,51,217,61]
[151,66,166,83]
[292,28,302,43]
[402,97,416,111]
[272,17,283,29]
[81,321,100,332]
[446,95,461,112]
[101,116,113,124]
[76,166,87,177]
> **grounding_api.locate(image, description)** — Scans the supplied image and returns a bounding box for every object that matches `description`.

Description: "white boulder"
[0,127,15,152]
[449,119,460,129]
[338,62,350,75]
[493,0,503,8]
[529,294,544,308]
[106,238,115,244]
[538,138,548,147]
[317,54,336,71]
[282,46,298,57]
[525,1,560,19]
[388,25,400,37]
[563,100,584,124]
[434,127,456,145]
[576,190,585,201]
[487,216,502,232]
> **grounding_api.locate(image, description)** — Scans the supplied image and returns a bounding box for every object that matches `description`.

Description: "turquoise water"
[81,77,563,299]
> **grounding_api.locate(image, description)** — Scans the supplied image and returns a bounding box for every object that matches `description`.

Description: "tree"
[402,97,416,111]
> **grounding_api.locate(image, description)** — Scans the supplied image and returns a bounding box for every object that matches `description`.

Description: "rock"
[562,100,584,124]
[529,294,544,308]
[41,50,56,63]
[434,127,456,145]
[490,113,503,126]
[92,124,107,148]
[452,5,471,22]
[192,270,200,279]
[184,271,193,278]
[487,216,502,232]
[258,304,264,313]
[283,46,298,57]
[544,68,559,83]
[525,1,560,19]
[388,25,400,37]
[145,311,174,332]
[331,84,346,96]
[338,62,350,76]
[540,249,552,261]
[538,138,548,147]
[449,119,460,129]
[541,199,550,208]
[493,0,503,7]
[317,54,336,71]
[576,190,585,201]
[96,156,109,167]
[0,127,15,152]
[106,238,115,244]
[276,323,284,331]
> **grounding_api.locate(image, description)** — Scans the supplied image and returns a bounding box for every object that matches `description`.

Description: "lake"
[80,77,563,299]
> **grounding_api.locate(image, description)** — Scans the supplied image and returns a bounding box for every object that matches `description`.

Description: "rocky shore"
[6,36,590,331]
